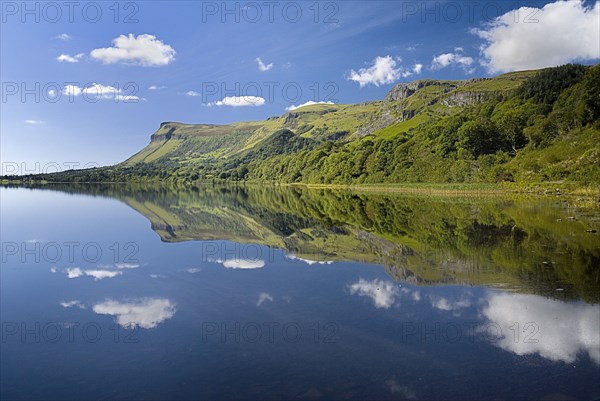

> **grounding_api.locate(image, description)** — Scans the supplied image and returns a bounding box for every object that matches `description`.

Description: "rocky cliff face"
[385,77,494,106]
[151,123,178,142]
[357,112,395,137]
[440,91,493,107]
[385,79,442,101]
[283,112,300,129]
[150,122,228,142]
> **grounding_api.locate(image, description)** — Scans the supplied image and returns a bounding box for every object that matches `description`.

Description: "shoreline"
[281,182,600,199]
[2,179,599,200]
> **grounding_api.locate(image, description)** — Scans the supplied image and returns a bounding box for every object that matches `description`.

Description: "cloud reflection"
[286,254,334,265]
[256,292,273,306]
[62,263,143,280]
[218,258,265,269]
[482,293,600,364]
[92,298,177,329]
[85,270,123,280]
[60,300,86,309]
[63,267,122,280]
[349,278,399,309]
[430,296,471,311]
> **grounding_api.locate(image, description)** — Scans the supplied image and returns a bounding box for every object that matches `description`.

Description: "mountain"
[4,64,599,187]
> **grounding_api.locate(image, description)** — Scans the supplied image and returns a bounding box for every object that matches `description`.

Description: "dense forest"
[3,64,599,187]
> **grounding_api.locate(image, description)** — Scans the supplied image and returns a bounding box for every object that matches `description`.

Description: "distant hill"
[4,64,599,186]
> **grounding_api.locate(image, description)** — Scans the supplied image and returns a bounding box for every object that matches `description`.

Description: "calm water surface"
[1,185,599,400]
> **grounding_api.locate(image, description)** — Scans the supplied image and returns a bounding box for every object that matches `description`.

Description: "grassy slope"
[507,127,600,182]
[4,66,597,189]
[124,70,539,168]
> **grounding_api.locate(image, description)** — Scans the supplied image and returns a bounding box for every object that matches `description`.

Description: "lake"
[1,184,599,400]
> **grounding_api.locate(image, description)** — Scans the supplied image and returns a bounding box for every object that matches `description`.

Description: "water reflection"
[62,262,140,280]
[92,298,177,329]
[482,292,600,363]
[429,295,472,312]
[218,258,265,269]
[256,292,274,306]
[1,184,599,400]
[60,300,86,309]
[348,278,400,309]
[286,254,335,265]
[23,183,595,302]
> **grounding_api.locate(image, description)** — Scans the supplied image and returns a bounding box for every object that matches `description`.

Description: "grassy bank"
[3,178,599,198]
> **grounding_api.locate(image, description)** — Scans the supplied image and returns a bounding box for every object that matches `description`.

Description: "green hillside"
[4,64,599,188]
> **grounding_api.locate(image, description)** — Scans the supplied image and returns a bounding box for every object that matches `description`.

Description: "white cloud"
[56,53,84,63]
[348,56,423,87]
[62,83,140,101]
[84,269,122,280]
[24,120,44,125]
[401,63,424,78]
[481,292,600,364]
[185,90,201,97]
[431,50,475,73]
[90,34,176,66]
[63,85,82,97]
[65,267,84,278]
[186,268,201,273]
[285,100,335,111]
[348,55,402,87]
[148,85,166,90]
[60,300,86,309]
[473,0,600,73]
[50,266,57,273]
[256,292,273,306]
[55,33,71,41]
[207,96,266,107]
[218,258,265,269]
[84,84,136,101]
[348,278,399,309]
[256,57,274,72]
[93,298,176,329]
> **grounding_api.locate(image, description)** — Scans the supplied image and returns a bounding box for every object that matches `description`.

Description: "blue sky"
[1,0,599,171]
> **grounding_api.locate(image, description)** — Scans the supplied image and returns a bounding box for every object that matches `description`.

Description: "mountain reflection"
[10,183,599,302]
[3,185,599,401]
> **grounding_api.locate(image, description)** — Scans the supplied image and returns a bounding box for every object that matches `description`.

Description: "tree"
[495,110,527,152]
[457,118,505,157]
